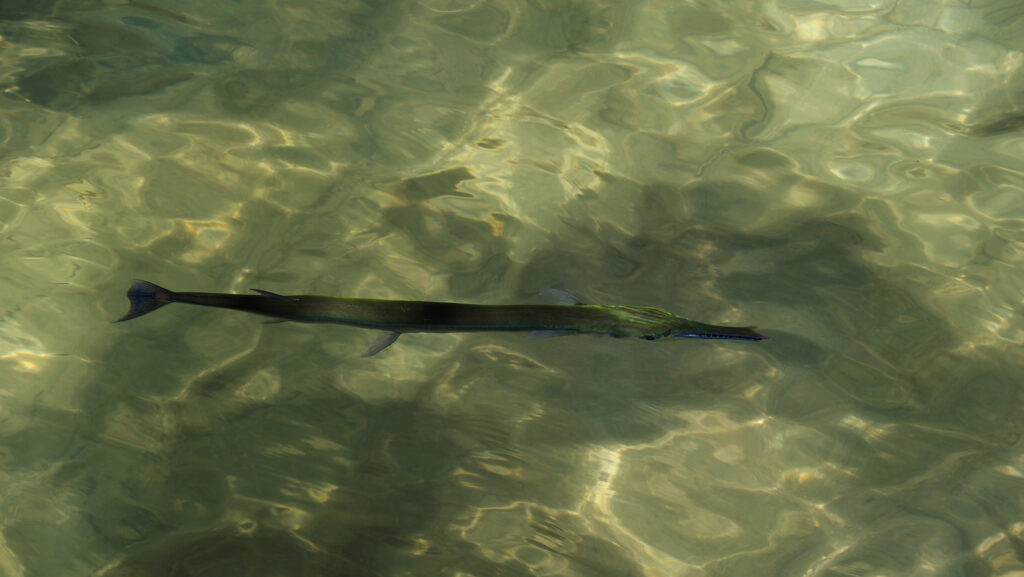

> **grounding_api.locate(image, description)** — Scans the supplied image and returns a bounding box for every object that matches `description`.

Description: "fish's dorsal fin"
[539,288,585,306]
[251,289,300,302]
[363,332,401,357]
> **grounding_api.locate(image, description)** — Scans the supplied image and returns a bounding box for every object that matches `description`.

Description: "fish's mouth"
[670,328,767,341]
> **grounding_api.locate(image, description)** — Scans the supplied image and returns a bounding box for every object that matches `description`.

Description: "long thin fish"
[116,279,766,356]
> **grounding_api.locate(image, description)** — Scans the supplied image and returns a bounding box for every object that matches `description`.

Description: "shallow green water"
[2,1,1023,576]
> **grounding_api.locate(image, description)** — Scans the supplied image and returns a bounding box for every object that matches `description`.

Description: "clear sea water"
[2,1,1023,576]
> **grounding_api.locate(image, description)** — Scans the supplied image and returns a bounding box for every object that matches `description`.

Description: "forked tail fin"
[115,279,177,322]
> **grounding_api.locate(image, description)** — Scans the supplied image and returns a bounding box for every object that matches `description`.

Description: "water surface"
[1,1,1023,576]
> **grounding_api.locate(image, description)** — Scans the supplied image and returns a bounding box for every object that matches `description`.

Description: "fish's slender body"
[117,280,765,355]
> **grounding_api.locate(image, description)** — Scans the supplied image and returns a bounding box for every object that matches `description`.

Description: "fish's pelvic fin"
[115,279,176,322]
[251,289,300,302]
[363,332,401,357]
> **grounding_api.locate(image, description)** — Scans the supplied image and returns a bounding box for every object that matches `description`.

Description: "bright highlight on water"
[117,280,766,356]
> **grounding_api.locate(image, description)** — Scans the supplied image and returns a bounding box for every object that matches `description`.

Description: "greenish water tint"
[2,0,1023,575]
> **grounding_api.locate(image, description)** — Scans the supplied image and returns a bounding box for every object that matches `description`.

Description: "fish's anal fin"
[251,289,300,302]
[363,332,400,357]
[538,288,585,306]
[528,329,576,339]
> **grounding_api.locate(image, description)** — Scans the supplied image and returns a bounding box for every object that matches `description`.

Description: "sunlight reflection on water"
[1,0,1023,575]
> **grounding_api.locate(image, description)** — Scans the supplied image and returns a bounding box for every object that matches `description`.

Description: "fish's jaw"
[669,321,767,341]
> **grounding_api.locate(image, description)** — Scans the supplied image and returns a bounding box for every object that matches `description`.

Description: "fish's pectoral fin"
[528,329,576,339]
[363,332,401,357]
[538,288,585,306]
[251,289,300,302]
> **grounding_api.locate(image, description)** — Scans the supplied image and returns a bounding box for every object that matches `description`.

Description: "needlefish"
[116,279,767,356]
